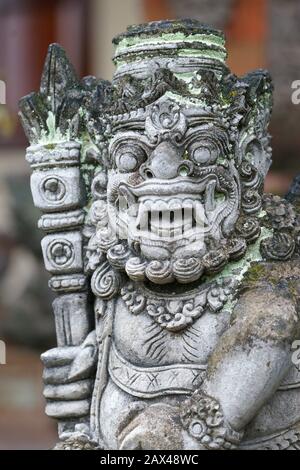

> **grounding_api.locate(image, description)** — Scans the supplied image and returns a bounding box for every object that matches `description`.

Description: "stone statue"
[19,20,300,450]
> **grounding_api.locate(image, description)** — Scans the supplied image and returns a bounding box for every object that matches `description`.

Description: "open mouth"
[102,170,240,284]
[136,196,206,239]
[116,174,231,243]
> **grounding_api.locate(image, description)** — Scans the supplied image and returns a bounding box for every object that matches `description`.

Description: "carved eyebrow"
[186,114,223,127]
[184,125,230,153]
[183,106,222,123]
[113,117,221,135]
[109,133,152,156]
[185,121,227,136]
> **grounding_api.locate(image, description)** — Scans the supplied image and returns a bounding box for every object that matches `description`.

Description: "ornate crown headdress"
[19,19,272,175]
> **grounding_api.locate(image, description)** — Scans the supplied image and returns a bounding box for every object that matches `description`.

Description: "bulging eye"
[189,141,218,165]
[118,152,138,172]
[115,145,146,173]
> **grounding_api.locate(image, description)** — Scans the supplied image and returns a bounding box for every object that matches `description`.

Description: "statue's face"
[104,95,241,284]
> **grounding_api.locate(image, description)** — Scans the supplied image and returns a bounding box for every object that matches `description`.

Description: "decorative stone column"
[26,141,93,436]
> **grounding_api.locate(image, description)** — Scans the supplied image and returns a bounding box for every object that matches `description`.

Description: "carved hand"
[41,331,97,420]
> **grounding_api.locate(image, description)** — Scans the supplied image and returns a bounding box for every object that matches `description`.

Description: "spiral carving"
[235,216,261,243]
[226,237,247,261]
[173,257,204,284]
[107,243,131,270]
[95,227,118,252]
[91,171,108,199]
[202,248,228,274]
[239,161,262,190]
[260,232,296,261]
[121,283,147,314]
[145,260,174,284]
[241,189,262,214]
[91,261,120,299]
[125,257,147,281]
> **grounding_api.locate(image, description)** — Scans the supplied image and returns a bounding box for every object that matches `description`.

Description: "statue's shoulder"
[232,260,300,347]
[229,187,300,342]
[240,258,300,295]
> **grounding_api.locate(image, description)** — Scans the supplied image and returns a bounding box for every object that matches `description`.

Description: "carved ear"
[238,70,273,177]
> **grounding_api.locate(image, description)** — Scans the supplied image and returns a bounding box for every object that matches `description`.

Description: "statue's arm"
[182,281,299,449]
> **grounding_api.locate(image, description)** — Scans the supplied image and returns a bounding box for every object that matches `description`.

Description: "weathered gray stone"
[19,20,300,450]
[41,231,83,274]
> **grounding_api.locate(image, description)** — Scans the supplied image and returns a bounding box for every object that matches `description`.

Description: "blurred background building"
[0,0,299,449]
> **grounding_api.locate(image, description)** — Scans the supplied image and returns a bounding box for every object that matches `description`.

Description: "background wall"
[0,0,299,449]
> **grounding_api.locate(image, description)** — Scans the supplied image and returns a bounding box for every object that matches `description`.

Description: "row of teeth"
[115,182,226,239]
[120,181,219,213]
[138,182,220,238]
[124,181,222,215]
[136,207,202,237]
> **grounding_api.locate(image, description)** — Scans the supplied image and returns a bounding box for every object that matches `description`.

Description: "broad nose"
[141,142,192,179]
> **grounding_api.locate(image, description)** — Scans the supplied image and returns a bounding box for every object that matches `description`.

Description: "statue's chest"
[112,280,233,367]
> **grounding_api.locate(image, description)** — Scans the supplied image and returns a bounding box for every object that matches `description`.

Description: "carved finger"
[68,344,98,381]
[43,379,93,400]
[45,399,90,419]
[41,347,78,367]
[43,365,71,385]
[117,401,146,438]
[119,426,144,450]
